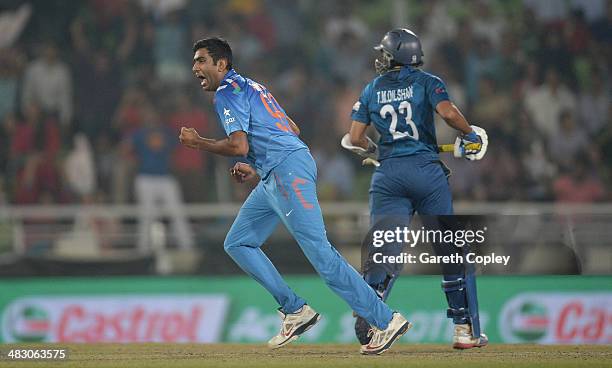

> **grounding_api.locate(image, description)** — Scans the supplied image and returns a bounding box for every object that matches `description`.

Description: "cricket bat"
[361,142,482,167]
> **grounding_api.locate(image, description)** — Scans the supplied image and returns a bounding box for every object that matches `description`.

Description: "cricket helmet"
[374,28,424,74]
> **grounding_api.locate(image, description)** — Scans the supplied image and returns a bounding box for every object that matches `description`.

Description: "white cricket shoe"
[452,324,488,349]
[360,312,412,355]
[267,305,321,349]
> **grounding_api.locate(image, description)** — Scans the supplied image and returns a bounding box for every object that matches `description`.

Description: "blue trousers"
[370,155,453,221]
[224,149,393,329]
[366,155,475,325]
[365,154,454,290]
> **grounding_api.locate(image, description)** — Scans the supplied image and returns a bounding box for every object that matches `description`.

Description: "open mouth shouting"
[196,73,208,89]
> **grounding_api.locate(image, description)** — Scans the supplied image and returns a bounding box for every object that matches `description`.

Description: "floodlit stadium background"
[0,0,610,346]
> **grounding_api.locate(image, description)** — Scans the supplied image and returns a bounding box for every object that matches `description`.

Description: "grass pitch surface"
[0,343,610,368]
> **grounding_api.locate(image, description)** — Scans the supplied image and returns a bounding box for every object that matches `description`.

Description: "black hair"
[192,37,233,70]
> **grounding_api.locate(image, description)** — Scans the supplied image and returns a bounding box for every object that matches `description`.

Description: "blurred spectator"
[536,29,574,84]
[8,104,61,160]
[139,0,188,19]
[7,103,63,204]
[418,0,458,55]
[0,0,609,204]
[71,18,123,140]
[548,110,589,168]
[324,3,368,44]
[516,109,557,200]
[219,15,264,68]
[596,105,612,180]
[515,7,542,59]
[497,30,525,91]
[13,154,63,205]
[113,88,149,138]
[571,0,607,23]
[329,30,369,85]
[0,178,6,206]
[553,159,606,202]
[128,104,194,250]
[169,93,211,202]
[323,4,369,84]
[312,134,355,200]
[524,68,576,141]
[464,37,500,104]
[590,1,612,43]
[446,157,482,200]
[275,65,313,134]
[577,70,609,136]
[79,54,122,138]
[563,9,591,55]
[470,1,506,48]
[64,133,96,200]
[332,81,361,137]
[0,48,25,121]
[123,17,155,78]
[93,133,120,201]
[480,144,523,200]
[63,191,123,253]
[243,0,277,52]
[523,0,568,24]
[515,61,540,99]
[267,1,304,48]
[154,9,190,86]
[0,3,31,48]
[21,43,73,127]
[472,76,512,127]
[70,0,136,61]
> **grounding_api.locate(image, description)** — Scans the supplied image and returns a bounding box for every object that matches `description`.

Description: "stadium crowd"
[0,0,610,206]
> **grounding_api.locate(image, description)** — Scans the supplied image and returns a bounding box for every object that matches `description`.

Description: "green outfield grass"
[0,343,610,368]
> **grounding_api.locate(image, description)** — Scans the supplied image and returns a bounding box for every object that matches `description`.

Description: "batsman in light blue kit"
[344,29,489,349]
[179,37,409,355]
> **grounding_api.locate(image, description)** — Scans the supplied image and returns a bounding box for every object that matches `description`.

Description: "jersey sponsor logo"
[435,87,446,94]
[376,86,414,104]
[223,108,236,124]
[352,101,361,111]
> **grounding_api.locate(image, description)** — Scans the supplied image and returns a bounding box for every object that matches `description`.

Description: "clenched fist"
[179,127,201,149]
[230,162,257,183]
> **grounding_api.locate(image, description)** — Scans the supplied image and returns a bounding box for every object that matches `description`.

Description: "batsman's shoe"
[267,305,321,349]
[360,312,412,355]
[354,315,372,345]
[452,324,488,349]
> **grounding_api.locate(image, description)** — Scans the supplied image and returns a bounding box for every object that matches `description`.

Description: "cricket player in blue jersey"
[344,29,489,349]
[178,37,409,354]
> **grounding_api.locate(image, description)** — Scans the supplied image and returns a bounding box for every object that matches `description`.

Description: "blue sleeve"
[427,75,450,108]
[350,83,372,125]
[215,90,250,136]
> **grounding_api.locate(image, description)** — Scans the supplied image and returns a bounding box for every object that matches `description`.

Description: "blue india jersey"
[213,69,307,177]
[351,66,450,160]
